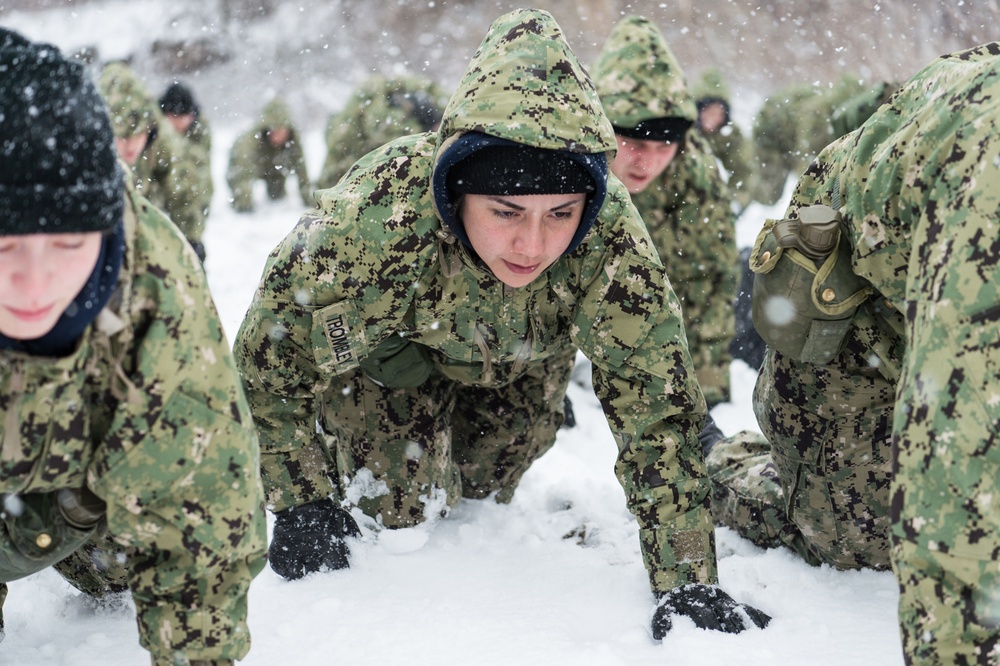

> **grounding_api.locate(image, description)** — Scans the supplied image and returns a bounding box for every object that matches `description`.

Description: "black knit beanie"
[613,117,692,144]
[446,144,596,196]
[159,82,199,116]
[0,28,124,235]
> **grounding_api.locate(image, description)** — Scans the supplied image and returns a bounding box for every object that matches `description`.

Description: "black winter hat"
[0,28,124,235]
[446,144,597,196]
[159,82,199,116]
[613,117,692,144]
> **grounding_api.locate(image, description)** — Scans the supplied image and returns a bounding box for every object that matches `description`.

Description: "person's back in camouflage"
[99,63,211,257]
[316,74,449,190]
[591,16,738,408]
[751,81,818,205]
[709,42,1000,664]
[794,73,868,169]
[692,67,759,211]
[226,96,311,212]
[235,8,767,640]
[830,79,900,140]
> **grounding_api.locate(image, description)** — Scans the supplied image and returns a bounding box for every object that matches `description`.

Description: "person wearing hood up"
[99,62,211,262]
[590,16,739,411]
[226,96,312,213]
[234,8,769,640]
[692,67,759,212]
[707,42,1000,664]
[0,28,265,665]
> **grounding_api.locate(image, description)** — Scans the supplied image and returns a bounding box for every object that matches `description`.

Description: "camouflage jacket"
[591,16,738,406]
[0,182,266,661]
[235,9,715,594]
[316,75,450,190]
[99,63,210,244]
[226,97,312,207]
[771,42,1000,662]
[175,114,214,221]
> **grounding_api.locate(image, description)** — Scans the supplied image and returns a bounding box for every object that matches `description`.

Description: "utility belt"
[0,486,107,583]
[750,204,872,365]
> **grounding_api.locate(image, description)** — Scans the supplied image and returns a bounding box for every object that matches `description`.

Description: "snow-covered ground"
[2,119,907,665]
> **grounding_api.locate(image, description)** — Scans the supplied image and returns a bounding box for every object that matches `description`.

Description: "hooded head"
[590,16,696,143]
[0,28,124,235]
[159,81,199,116]
[98,61,159,140]
[432,9,616,256]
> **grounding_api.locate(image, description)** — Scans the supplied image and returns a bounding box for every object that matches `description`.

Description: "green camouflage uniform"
[235,9,718,596]
[692,67,759,210]
[0,181,266,664]
[99,63,211,249]
[226,97,311,212]
[709,43,1000,664]
[316,75,450,190]
[795,73,868,169]
[751,82,818,205]
[591,17,738,407]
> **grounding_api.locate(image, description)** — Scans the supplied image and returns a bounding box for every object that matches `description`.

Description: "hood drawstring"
[473,324,494,384]
[90,307,140,406]
[435,228,462,278]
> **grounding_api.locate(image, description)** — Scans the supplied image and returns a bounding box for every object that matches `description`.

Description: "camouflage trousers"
[706,347,895,571]
[320,347,575,528]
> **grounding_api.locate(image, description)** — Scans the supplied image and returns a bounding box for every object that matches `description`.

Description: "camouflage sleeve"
[574,189,715,594]
[87,197,266,662]
[657,141,738,406]
[226,132,259,212]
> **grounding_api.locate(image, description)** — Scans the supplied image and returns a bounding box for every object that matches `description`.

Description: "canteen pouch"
[360,334,433,388]
[750,205,873,365]
[0,487,106,583]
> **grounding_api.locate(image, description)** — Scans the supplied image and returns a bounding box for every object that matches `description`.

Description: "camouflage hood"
[692,67,732,103]
[591,15,697,128]
[259,97,295,132]
[99,61,159,139]
[431,9,616,254]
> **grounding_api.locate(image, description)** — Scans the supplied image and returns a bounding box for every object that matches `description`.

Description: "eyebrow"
[486,196,584,212]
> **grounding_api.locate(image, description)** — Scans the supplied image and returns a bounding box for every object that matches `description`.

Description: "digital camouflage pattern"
[98,62,211,247]
[712,43,1000,664]
[830,80,899,141]
[226,97,311,212]
[316,75,450,190]
[235,9,718,595]
[174,110,214,248]
[794,73,868,169]
[692,67,759,210]
[0,181,266,663]
[591,17,738,407]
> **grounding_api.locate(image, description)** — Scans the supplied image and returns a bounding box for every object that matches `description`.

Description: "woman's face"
[460,193,586,289]
[0,232,103,340]
[610,135,679,194]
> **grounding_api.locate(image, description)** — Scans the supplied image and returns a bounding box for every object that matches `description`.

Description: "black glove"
[561,394,577,429]
[697,414,726,457]
[268,498,361,581]
[652,583,770,639]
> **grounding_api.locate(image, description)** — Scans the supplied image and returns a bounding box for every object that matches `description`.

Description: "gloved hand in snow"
[652,583,770,639]
[268,498,361,580]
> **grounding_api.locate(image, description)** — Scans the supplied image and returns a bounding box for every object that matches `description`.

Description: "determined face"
[460,193,586,289]
[0,232,103,340]
[610,135,679,194]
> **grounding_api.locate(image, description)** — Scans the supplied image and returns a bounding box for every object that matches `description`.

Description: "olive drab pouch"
[750,205,873,365]
[359,334,433,388]
[0,486,106,583]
